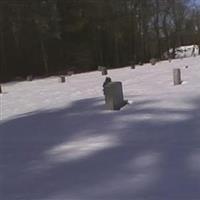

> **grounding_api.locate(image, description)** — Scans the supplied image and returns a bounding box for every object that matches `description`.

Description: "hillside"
[1,56,200,200]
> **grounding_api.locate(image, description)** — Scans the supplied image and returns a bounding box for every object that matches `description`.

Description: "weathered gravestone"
[150,58,157,65]
[27,75,33,81]
[104,82,127,110]
[173,68,182,85]
[67,71,74,76]
[60,76,66,83]
[102,67,108,75]
[98,66,103,71]
[138,62,143,66]
[130,61,135,69]
[131,65,135,69]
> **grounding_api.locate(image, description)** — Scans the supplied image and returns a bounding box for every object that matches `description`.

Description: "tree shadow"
[1,96,200,200]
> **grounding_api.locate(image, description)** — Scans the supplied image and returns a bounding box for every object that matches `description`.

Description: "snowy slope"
[1,56,200,200]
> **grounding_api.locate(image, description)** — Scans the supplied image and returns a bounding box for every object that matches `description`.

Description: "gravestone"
[98,66,103,71]
[60,76,66,83]
[102,67,108,75]
[130,61,135,69]
[150,58,157,65]
[27,75,33,81]
[131,65,135,69]
[173,68,182,85]
[104,82,126,110]
[67,71,74,76]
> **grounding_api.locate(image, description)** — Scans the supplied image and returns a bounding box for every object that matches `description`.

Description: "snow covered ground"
[169,45,199,58]
[1,56,200,200]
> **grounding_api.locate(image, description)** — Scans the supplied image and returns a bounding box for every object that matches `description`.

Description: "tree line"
[0,0,200,82]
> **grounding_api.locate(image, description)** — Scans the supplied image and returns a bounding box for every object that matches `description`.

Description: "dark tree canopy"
[0,0,200,82]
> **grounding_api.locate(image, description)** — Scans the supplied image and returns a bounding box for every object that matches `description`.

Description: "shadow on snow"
[1,96,200,200]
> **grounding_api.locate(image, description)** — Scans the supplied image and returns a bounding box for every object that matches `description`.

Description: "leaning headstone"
[102,67,108,75]
[104,82,126,110]
[27,75,33,81]
[60,76,66,83]
[173,68,182,85]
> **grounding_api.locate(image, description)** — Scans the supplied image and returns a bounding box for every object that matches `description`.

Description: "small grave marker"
[27,75,33,81]
[130,61,135,69]
[67,71,74,76]
[138,62,143,66]
[98,66,103,71]
[101,67,108,75]
[60,76,66,83]
[131,65,135,69]
[173,68,182,85]
[150,58,157,65]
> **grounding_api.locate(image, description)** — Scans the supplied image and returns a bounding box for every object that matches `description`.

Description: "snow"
[1,56,200,199]
[169,44,199,58]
